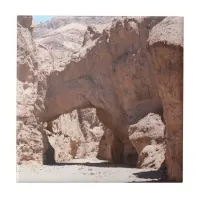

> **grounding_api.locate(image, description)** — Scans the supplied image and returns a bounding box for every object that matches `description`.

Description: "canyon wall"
[148,17,183,181]
[17,17,53,165]
[46,108,113,162]
[17,16,183,181]
[39,17,166,165]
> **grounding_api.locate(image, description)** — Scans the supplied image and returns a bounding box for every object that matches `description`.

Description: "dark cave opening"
[43,140,56,165]
[43,122,56,165]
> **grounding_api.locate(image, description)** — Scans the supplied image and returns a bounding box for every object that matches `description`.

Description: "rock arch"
[17,16,183,181]
[35,17,166,165]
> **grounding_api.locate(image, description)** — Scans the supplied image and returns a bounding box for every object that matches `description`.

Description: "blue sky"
[33,16,54,24]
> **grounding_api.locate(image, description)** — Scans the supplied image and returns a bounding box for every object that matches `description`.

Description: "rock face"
[129,113,165,169]
[17,16,183,181]
[33,17,114,69]
[97,128,113,161]
[17,16,118,165]
[34,23,88,68]
[17,18,53,165]
[33,16,116,38]
[17,17,113,164]
[46,108,113,162]
[17,16,34,32]
[138,144,165,169]
[77,108,112,159]
[39,17,165,164]
[147,17,183,181]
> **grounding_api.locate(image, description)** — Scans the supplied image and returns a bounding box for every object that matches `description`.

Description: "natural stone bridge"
[17,16,183,181]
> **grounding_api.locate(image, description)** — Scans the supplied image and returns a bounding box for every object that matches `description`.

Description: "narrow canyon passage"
[26,123,165,183]
[17,16,183,182]
[38,107,166,183]
[17,158,166,183]
[42,107,141,167]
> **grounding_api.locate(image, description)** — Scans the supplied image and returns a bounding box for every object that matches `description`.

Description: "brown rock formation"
[138,144,165,169]
[45,108,113,162]
[17,16,34,33]
[17,16,183,182]
[33,16,116,38]
[39,17,165,163]
[17,16,52,165]
[147,17,183,181]
[46,110,86,162]
[17,17,116,164]
[77,108,111,159]
[33,17,114,69]
[97,128,113,161]
[41,17,163,129]
[129,113,165,169]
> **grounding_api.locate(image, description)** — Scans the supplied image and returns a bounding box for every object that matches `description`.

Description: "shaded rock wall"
[17,17,52,165]
[97,128,113,161]
[147,17,183,181]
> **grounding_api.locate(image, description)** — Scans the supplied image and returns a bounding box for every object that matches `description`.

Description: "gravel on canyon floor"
[17,158,165,183]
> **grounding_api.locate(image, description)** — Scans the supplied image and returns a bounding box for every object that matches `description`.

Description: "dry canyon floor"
[17,158,165,183]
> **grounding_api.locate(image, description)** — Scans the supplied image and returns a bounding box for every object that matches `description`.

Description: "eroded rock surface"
[33,16,116,38]
[17,18,52,165]
[137,144,165,169]
[129,113,165,169]
[17,16,183,181]
[37,17,165,166]
[41,17,164,134]
[46,108,113,162]
[17,15,34,33]
[147,17,183,181]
